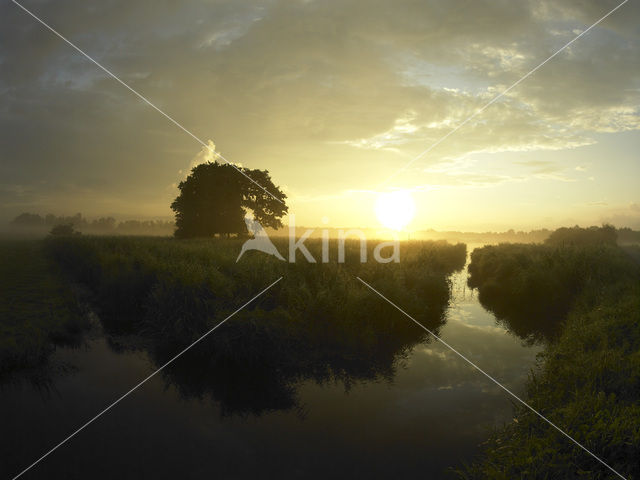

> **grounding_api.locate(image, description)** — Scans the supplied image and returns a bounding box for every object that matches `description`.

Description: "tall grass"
[0,240,88,376]
[45,235,466,414]
[467,243,636,342]
[460,243,640,479]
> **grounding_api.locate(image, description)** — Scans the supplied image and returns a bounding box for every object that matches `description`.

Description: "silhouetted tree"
[545,224,617,246]
[49,224,81,236]
[11,213,44,226]
[171,162,287,238]
[617,227,640,244]
[89,217,116,231]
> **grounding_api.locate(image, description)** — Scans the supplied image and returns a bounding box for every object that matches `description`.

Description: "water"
[1,249,542,479]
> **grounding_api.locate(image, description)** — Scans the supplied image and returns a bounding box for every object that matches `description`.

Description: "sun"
[375,190,416,231]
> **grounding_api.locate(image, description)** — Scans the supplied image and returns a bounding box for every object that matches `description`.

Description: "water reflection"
[466,245,565,344]
[109,275,453,417]
[0,250,547,479]
[0,360,78,396]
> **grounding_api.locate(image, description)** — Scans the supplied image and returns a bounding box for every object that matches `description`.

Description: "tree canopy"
[545,224,617,246]
[171,162,287,238]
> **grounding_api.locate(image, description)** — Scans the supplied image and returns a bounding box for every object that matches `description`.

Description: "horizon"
[6,209,639,234]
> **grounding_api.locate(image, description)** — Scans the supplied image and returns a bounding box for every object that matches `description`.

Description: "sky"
[1,0,639,231]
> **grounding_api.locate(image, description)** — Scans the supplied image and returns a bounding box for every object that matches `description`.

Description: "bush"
[49,223,81,237]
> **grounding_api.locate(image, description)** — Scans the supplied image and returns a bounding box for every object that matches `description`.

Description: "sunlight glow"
[375,190,416,231]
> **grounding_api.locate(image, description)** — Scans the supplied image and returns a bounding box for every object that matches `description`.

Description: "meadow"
[4,232,638,476]
[1,236,466,412]
[0,240,88,376]
[460,242,640,479]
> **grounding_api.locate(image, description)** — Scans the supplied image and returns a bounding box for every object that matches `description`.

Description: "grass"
[0,240,88,376]
[467,242,637,343]
[43,235,466,414]
[459,243,640,479]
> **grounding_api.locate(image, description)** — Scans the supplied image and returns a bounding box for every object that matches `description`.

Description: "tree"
[171,162,288,238]
[49,224,81,236]
[545,224,617,246]
[89,217,116,232]
[11,213,44,227]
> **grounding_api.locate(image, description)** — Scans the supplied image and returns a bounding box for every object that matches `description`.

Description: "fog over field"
[1,1,639,479]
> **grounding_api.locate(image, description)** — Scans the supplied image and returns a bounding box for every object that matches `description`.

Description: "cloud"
[514,160,560,173]
[0,0,638,221]
[188,140,219,172]
[597,202,640,229]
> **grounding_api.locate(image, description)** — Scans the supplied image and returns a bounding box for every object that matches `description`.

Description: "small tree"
[171,162,287,238]
[49,223,81,236]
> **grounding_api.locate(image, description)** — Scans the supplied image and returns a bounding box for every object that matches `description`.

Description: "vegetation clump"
[49,223,81,237]
[544,224,617,246]
[0,241,88,376]
[171,162,288,238]
[460,240,640,479]
[44,236,466,414]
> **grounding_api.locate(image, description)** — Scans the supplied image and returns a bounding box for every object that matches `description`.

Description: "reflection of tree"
[0,358,79,394]
[158,358,301,417]
[1,322,85,389]
[153,308,443,415]
[467,245,570,344]
[49,238,466,417]
[104,275,453,417]
[476,295,562,344]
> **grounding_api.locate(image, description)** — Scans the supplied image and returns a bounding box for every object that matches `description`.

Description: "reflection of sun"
[375,190,416,231]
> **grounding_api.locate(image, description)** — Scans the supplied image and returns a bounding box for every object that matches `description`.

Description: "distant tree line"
[617,227,640,244]
[9,211,640,243]
[416,228,553,244]
[419,225,640,245]
[544,224,618,246]
[10,212,174,235]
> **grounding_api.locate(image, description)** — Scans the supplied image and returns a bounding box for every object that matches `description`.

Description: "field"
[0,240,88,376]
[3,235,639,477]
[3,236,466,414]
[460,243,640,479]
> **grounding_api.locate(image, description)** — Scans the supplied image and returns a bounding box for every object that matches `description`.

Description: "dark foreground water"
[1,251,541,479]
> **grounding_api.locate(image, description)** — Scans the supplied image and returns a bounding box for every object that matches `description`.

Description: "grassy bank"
[0,240,88,375]
[460,243,640,478]
[467,243,635,343]
[44,235,466,414]
[44,236,466,335]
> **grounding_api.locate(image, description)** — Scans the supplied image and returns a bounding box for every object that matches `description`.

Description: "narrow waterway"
[1,246,542,479]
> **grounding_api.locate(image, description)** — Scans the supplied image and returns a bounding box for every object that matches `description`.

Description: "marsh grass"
[467,243,637,343]
[0,240,88,375]
[44,236,466,338]
[44,235,466,414]
[460,243,640,479]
